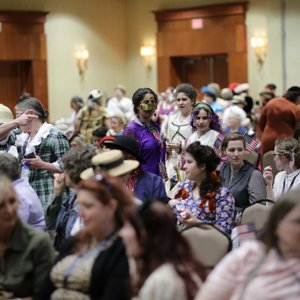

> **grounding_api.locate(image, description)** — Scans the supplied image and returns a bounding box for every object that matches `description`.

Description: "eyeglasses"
[272,152,281,157]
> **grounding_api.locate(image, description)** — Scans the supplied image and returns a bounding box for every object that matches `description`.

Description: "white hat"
[80,149,139,179]
[0,104,13,124]
[234,83,249,94]
[88,89,103,101]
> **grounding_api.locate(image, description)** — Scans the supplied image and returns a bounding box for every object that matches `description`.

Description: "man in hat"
[75,89,109,143]
[86,136,169,203]
[106,85,133,122]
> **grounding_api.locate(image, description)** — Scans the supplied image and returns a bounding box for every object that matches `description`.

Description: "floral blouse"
[170,180,235,234]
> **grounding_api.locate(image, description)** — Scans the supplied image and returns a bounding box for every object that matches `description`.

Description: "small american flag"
[243,133,258,153]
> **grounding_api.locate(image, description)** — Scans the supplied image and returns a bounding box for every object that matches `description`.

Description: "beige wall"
[0,0,299,120]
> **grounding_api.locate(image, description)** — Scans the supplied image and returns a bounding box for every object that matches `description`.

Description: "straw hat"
[80,149,139,179]
[0,104,13,124]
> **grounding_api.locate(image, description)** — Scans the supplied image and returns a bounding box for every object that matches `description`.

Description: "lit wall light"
[250,35,267,65]
[75,46,89,76]
[140,45,155,71]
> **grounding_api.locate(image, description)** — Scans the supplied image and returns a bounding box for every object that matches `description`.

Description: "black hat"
[103,135,145,163]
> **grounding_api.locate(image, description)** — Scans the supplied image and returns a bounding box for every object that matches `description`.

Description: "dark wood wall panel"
[0,11,48,112]
[154,2,248,92]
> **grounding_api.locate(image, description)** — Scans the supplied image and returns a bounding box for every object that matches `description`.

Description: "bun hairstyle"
[16,97,48,121]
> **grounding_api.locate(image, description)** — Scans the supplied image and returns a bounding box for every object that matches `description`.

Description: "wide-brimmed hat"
[102,135,145,163]
[234,83,249,94]
[232,95,246,105]
[0,104,13,124]
[80,149,139,179]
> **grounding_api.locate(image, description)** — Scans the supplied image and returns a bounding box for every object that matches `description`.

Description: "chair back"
[244,151,259,167]
[182,223,231,268]
[262,150,278,178]
[241,200,274,231]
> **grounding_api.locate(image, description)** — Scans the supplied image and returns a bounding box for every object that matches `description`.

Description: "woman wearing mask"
[124,88,166,178]
[36,176,134,299]
[120,200,206,300]
[0,97,70,210]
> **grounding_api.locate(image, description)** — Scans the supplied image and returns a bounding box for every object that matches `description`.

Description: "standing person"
[106,85,134,122]
[164,83,196,180]
[75,89,109,144]
[186,102,223,157]
[0,97,70,209]
[0,176,54,298]
[195,189,300,300]
[37,176,134,300]
[263,138,300,200]
[0,153,46,230]
[119,201,206,300]
[220,133,266,216]
[258,86,300,154]
[169,142,235,234]
[123,88,166,177]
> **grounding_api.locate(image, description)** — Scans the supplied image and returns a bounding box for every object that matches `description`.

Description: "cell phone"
[24,152,36,159]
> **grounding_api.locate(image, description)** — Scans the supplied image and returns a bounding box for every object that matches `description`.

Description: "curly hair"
[186,142,222,197]
[132,88,158,115]
[124,201,207,300]
[62,145,96,185]
[191,102,223,133]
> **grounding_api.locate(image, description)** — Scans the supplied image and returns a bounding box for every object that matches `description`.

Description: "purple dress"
[124,120,166,176]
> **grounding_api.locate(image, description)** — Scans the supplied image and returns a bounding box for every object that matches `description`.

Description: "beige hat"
[80,149,139,179]
[232,95,246,105]
[0,104,13,124]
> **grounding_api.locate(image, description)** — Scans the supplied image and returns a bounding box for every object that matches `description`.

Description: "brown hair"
[221,132,246,151]
[274,138,298,161]
[260,189,300,251]
[124,201,206,300]
[76,176,135,245]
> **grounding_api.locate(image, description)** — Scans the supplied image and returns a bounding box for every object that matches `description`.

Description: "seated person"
[169,142,235,234]
[0,153,46,230]
[263,138,300,200]
[196,189,300,300]
[220,133,266,216]
[102,135,169,203]
[0,176,54,298]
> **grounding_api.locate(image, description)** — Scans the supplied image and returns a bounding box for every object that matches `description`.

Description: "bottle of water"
[21,162,30,181]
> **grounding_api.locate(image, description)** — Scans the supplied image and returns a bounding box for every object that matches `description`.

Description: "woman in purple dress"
[123,88,166,178]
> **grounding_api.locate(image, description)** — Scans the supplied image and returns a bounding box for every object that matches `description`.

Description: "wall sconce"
[140,45,155,71]
[250,35,267,65]
[75,46,89,76]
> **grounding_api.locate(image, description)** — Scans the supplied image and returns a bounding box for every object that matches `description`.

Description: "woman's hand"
[178,210,200,227]
[53,173,66,197]
[263,166,273,186]
[23,156,46,169]
[15,110,38,126]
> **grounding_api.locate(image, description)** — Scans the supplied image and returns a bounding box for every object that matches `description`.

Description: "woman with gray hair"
[195,188,300,299]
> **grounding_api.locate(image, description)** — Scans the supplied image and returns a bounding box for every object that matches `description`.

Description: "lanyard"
[282,171,300,193]
[63,231,116,287]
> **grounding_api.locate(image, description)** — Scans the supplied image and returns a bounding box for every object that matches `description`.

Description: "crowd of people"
[0,81,299,299]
